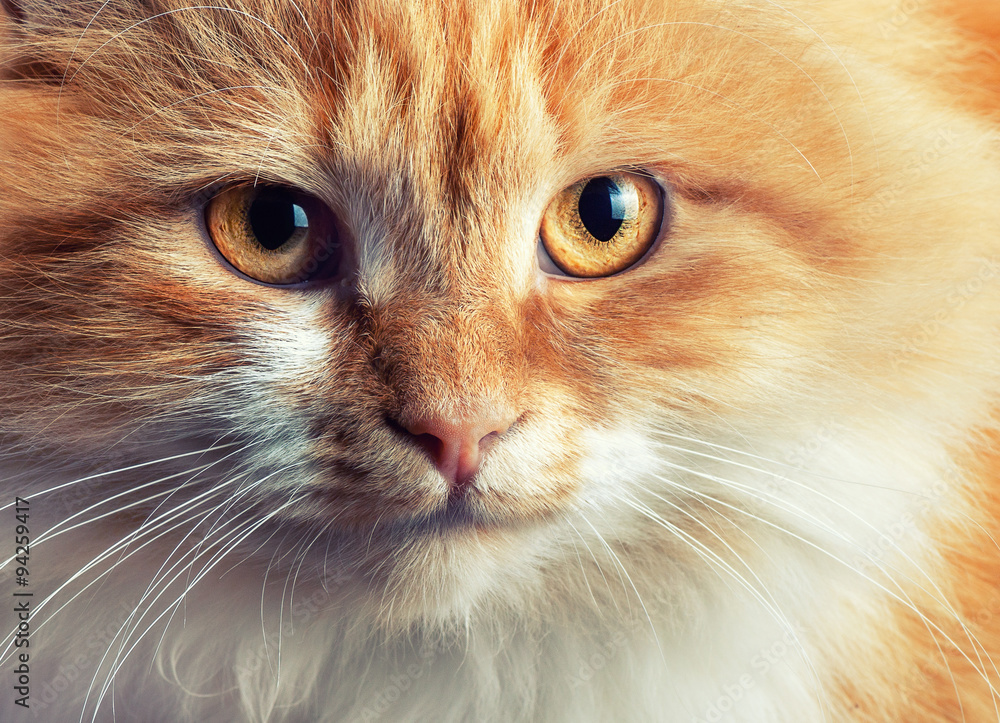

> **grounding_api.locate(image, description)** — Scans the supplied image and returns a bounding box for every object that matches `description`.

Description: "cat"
[2,0,1000,720]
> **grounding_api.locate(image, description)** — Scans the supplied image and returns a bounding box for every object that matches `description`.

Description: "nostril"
[411,431,444,465]
[478,430,503,456]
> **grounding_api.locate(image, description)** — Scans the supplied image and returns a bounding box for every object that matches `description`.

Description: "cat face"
[6,1,1000,722]
[0,0,993,623]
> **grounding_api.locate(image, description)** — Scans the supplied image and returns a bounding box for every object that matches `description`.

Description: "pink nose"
[402,411,515,494]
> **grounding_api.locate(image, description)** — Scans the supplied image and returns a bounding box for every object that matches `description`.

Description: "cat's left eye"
[206,185,341,285]
[539,173,663,278]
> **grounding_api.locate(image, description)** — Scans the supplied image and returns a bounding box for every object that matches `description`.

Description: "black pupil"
[577,177,627,242]
[248,190,308,251]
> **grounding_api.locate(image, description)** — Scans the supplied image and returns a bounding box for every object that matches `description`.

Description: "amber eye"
[540,173,663,277]
[206,185,341,285]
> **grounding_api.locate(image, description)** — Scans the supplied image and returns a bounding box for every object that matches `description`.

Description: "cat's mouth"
[367,491,508,537]
[400,495,482,532]
[357,484,563,540]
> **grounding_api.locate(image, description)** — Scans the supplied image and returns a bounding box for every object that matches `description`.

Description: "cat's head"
[1,0,994,624]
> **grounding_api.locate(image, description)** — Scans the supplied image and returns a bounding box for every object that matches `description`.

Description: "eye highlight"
[206,185,341,285]
[540,173,663,278]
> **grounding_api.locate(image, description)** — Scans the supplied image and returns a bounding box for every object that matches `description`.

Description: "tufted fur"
[2,0,1000,721]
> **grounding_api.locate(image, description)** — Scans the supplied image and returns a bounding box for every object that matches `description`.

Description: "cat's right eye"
[205,185,341,285]
[539,173,664,278]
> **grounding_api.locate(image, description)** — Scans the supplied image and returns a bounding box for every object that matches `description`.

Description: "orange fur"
[1,1,1000,721]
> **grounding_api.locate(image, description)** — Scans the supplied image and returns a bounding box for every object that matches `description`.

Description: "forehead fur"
[2,0,863,214]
